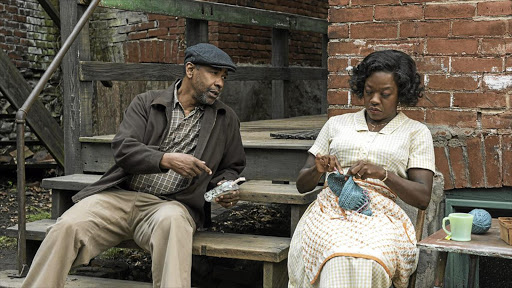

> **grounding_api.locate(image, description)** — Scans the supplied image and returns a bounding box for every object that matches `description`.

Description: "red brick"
[481,111,512,129]
[434,146,453,190]
[375,5,423,21]
[453,92,506,109]
[351,23,398,39]
[507,56,512,73]
[426,38,478,55]
[466,136,485,188]
[452,57,503,73]
[148,28,168,38]
[426,110,477,127]
[328,24,349,39]
[130,21,157,32]
[477,1,512,17]
[425,4,476,19]
[480,39,512,55]
[400,109,424,122]
[418,92,450,108]
[328,57,349,72]
[427,75,479,91]
[482,74,512,90]
[452,20,507,37]
[502,135,512,186]
[484,135,502,188]
[448,146,468,188]
[328,41,374,56]
[416,56,449,73]
[327,90,349,105]
[400,21,450,38]
[123,42,140,63]
[128,31,148,40]
[351,94,364,106]
[328,108,361,117]
[328,74,350,89]
[329,7,373,23]
[329,0,350,5]
[351,0,399,5]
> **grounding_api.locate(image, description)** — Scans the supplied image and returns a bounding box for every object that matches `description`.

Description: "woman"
[288,50,435,288]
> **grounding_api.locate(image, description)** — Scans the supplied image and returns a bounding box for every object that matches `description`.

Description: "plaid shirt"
[125,81,204,196]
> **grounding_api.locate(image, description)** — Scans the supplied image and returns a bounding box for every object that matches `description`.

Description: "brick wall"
[327,0,512,190]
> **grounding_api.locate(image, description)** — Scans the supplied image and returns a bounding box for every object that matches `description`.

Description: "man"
[22,43,246,288]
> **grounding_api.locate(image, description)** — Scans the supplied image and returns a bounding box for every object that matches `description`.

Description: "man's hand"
[160,153,212,178]
[214,180,241,209]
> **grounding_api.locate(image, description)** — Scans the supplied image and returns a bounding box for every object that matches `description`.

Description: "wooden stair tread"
[0,269,152,288]
[6,220,290,263]
[42,174,322,205]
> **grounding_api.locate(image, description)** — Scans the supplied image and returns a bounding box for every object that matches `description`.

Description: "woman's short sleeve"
[407,125,436,173]
[308,118,333,157]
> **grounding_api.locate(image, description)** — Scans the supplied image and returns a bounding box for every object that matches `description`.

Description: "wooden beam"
[271,28,289,119]
[37,0,61,28]
[0,49,64,167]
[79,61,327,81]
[79,0,327,34]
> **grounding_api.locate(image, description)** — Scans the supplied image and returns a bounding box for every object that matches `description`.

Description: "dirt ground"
[0,168,290,287]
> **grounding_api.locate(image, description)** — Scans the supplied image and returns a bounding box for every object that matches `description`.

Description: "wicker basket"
[499,217,512,245]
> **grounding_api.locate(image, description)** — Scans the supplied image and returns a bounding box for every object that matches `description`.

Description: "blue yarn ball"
[469,209,492,234]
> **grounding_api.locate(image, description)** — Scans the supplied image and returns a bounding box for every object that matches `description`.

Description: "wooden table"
[417,219,512,288]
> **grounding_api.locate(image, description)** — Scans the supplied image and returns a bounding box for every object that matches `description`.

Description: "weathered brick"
[328,108,361,117]
[400,109,424,122]
[481,111,512,129]
[351,0,400,5]
[425,3,476,19]
[350,23,398,39]
[328,24,349,39]
[477,1,512,17]
[328,74,350,89]
[147,28,168,38]
[400,21,450,38]
[328,41,373,56]
[466,136,485,188]
[426,38,478,55]
[328,57,349,72]
[452,57,503,73]
[453,92,506,109]
[329,0,349,6]
[418,92,450,108]
[482,74,512,91]
[484,135,502,188]
[375,5,423,21]
[426,110,477,127]
[480,39,512,56]
[452,20,507,37]
[415,56,449,73]
[427,75,479,91]
[449,146,468,188]
[329,7,373,23]
[327,90,349,105]
[434,146,453,190]
[351,94,364,106]
[502,135,512,186]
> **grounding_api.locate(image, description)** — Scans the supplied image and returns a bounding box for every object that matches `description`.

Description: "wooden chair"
[408,209,426,288]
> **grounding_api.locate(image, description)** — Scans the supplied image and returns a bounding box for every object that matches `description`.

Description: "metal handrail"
[15,0,101,275]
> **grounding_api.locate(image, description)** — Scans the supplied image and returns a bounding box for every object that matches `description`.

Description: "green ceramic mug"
[442,213,474,241]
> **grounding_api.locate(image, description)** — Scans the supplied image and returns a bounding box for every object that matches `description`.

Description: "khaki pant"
[21,189,196,288]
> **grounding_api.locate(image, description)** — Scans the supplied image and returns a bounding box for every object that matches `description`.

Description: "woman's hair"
[349,50,424,106]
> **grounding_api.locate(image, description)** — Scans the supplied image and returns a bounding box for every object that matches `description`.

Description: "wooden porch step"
[0,269,152,288]
[6,220,290,288]
[41,174,322,235]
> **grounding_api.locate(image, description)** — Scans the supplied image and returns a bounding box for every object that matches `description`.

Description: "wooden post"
[61,1,93,174]
[321,33,328,114]
[271,28,289,119]
[186,19,208,46]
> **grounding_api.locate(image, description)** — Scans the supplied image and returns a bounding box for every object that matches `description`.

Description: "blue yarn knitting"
[469,208,492,234]
[327,172,372,216]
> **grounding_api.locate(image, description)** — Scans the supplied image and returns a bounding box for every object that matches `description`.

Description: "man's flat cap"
[184,43,236,72]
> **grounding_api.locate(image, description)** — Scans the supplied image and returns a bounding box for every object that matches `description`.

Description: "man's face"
[191,65,228,105]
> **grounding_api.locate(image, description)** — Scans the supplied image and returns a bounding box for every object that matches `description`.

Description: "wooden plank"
[239,180,321,205]
[418,219,512,259]
[263,261,288,288]
[271,28,289,119]
[80,0,327,34]
[41,173,101,190]
[0,49,64,167]
[7,221,290,263]
[79,61,327,81]
[37,0,61,28]
[320,33,328,114]
[0,269,153,288]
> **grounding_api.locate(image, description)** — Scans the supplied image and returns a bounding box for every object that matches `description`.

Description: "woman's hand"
[348,160,386,181]
[314,153,343,173]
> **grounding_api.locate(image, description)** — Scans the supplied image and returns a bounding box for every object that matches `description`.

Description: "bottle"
[204,177,246,202]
